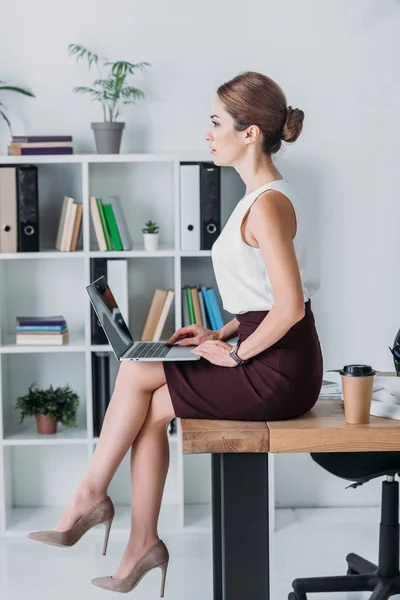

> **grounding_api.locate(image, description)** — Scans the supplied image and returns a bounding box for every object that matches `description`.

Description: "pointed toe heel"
[91,539,170,595]
[27,495,115,553]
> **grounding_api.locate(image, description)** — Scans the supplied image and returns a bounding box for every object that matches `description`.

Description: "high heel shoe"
[91,538,169,596]
[28,495,115,555]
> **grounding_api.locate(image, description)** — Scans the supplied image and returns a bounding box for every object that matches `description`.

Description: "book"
[70,203,83,251]
[16,331,69,345]
[63,202,78,251]
[141,289,168,341]
[96,198,112,250]
[108,196,132,250]
[55,196,69,251]
[153,289,175,341]
[198,289,209,329]
[12,136,73,143]
[191,288,203,325]
[200,286,217,330]
[182,288,190,327]
[58,197,74,251]
[103,204,123,251]
[8,147,73,155]
[208,288,224,329]
[185,287,195,324]
[9,141,72,148]
[90,196,107,252]
[17,315,66,325]
[16,325,67,332]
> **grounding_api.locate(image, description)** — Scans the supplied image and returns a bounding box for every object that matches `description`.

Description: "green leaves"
[68,44,151,122]
[68,44,102,69]
[0,81,35,132]
[142,220,160,234]
[15,383,80,428]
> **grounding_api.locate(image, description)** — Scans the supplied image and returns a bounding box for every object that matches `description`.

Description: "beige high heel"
[91,538,170,596]
[28,495,115,555]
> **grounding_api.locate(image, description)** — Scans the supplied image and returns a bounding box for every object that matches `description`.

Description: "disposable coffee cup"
[340,364,376,424]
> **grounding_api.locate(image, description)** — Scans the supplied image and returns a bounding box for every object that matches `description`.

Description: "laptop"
[86,276,201,362]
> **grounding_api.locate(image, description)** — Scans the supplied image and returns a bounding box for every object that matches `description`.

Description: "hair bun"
[281,105,304,143]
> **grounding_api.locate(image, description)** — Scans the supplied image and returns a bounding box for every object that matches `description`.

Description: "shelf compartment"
[0,259,85,345]
[2,444,89,533]
[1,352,87,439]
[88,161,175,251]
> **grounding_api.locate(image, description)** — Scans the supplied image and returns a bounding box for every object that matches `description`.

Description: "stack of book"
[55,196,83,251]
[90,196,132,251]
[8,135,73,155]
[182,285,224,330]
[141,289,175,341]
[16,315,69,345]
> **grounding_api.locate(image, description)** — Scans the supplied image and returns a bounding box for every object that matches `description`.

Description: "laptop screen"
[86,276,133,360]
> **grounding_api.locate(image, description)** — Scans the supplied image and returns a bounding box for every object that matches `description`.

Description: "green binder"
[103,204,123,251]
[96,198,112,251]
[186,287,195,324]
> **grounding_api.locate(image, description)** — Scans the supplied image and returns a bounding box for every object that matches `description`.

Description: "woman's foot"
[53,489,107,532]
[113,536,161,579]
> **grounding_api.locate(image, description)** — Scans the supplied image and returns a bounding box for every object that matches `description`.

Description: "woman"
[28,71,323,595]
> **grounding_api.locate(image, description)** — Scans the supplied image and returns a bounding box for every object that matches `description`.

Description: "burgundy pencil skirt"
[162,299,323,421]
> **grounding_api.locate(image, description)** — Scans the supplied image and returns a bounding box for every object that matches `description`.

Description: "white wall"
[1,0,400,507]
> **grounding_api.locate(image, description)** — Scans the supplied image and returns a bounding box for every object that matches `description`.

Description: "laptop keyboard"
[127,342,171,359]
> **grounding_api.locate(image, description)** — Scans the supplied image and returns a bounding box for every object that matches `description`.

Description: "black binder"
[90,258,108,344]
[16,165,39,252]
[92,351,111,437]
[200,163,221,250]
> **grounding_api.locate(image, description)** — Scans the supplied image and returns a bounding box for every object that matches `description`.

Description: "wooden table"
[179,378,400,600]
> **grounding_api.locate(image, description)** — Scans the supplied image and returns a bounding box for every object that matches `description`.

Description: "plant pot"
[143,232,159,251]
[35,414,57,434]
[91,122,125,154]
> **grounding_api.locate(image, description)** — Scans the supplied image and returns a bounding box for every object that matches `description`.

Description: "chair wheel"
[288,593,307,600]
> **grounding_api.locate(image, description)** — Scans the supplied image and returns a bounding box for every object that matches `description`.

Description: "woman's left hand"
[190,340,239,367]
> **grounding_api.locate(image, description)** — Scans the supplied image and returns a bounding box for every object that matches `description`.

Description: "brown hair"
[216,71,304,155]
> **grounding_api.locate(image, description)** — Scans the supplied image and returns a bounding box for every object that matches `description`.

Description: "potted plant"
[0,80,35,133]
[68,43,151,154]
[142,220,160,251]
[15,383,80,435]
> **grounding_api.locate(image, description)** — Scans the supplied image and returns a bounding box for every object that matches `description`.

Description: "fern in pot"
[68,44,151,154]
[15,383,80,435]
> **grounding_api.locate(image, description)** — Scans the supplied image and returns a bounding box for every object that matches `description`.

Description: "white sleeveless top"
[211,178,320,314]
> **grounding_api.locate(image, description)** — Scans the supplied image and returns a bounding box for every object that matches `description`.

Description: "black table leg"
[212,452,270,600]
[212,453,223,600]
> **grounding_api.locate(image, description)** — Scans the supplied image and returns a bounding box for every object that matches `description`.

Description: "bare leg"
[112,383,176,579]
[54,361,167,531]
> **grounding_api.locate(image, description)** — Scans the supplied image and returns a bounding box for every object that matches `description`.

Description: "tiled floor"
[0,507,398,599]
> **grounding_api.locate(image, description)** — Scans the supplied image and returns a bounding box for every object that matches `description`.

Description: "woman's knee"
[146,384,176,426]
[114,360,166,393]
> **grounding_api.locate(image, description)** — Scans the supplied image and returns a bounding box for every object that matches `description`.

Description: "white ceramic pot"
[143,232,159,251]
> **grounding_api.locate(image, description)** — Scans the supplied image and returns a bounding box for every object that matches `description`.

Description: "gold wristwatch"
[229,341,249,366]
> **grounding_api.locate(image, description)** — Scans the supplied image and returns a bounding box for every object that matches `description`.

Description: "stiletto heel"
[159,560,169,597]
[102,517,113,556]
[28,496,115,549]
[91,539,170,594]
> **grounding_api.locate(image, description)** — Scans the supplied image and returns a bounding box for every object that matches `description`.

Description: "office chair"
[288,451,400,600]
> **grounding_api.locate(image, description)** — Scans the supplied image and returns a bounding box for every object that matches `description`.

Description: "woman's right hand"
[165,324,220,347]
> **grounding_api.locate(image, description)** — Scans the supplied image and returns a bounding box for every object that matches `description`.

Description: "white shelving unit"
[0,152,262,539]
